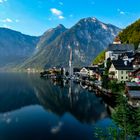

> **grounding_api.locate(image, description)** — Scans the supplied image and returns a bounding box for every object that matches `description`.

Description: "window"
[126,77,128,79]
[121,71,123,74]
[121,77,123,79]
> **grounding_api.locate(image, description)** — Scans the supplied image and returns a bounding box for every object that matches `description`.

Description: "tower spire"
[69,47,73,77]
[113,36,121,44]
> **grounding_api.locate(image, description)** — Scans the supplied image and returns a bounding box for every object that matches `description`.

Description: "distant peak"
[89,17,101,23]
[56,24,66,29]
[87,17,98,21]
[44,24,67,34]
[92,17,97,20]
[92,17,98,22]
[80,17,99,23]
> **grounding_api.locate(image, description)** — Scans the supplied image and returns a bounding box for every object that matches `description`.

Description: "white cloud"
[117,8,128,15]
[50,8,64,20]
[0,0,7,3]
[2,18,13,23]
[120,11,125,15]
[58,15,64,19]
[50,8,62,16]
[1,18,20,23]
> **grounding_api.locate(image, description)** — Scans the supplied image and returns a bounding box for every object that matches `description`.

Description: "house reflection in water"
[32,76,109,123]
[0,73,111,140]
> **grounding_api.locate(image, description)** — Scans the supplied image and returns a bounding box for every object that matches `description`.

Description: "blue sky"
[0,0,139,36]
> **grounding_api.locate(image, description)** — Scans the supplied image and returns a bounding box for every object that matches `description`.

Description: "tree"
[119,19,140,49]
[94,88,140,139]
[93,50,105,65]
[112,93,138,139]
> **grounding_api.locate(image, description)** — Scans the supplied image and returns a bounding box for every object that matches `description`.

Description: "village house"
[79,67,102,81]
[125,82,140,107]
[129,68,140,84]
[109,60,133,82]
[80,67,98,76]
[80,67,89,76]
[105,37,135,61]
[132,44,140,69]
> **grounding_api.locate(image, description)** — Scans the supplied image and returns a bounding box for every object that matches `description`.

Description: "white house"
[105,44,134,60]
[80,67,99,76]
[80,67,89,76]
[105,35,135,62]
[109,60,133,82]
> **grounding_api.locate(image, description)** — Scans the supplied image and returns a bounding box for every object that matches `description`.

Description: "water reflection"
[30,75,108,123]
[0,73,111,140]
[0,73,39,113]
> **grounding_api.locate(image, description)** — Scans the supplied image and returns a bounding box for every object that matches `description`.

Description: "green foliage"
[102,74,109,89]
[93,50,105,65]
[111,92,140,138]
[119,19,140,49]
[94,92,140,139]
[106,58,112,70]
[94,126,136,140]
[108,80,125,93]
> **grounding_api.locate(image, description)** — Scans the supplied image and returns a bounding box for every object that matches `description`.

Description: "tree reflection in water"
[95,92,140,140]
[29,75,109,124]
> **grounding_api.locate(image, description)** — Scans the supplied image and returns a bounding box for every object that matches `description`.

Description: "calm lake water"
[0,73,113,140]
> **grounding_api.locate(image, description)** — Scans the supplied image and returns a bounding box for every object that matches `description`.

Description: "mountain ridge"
[19,17,121,70]
[0,27,40,70]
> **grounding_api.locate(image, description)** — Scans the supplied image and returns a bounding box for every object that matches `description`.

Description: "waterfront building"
[109,60,133,82]
[105,37,135,61]
[125,82,140,107]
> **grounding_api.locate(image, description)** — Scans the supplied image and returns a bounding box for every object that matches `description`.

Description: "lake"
[0,73,113,140]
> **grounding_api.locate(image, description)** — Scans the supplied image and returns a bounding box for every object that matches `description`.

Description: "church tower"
[69,47,73,77]
[113,36,121,44]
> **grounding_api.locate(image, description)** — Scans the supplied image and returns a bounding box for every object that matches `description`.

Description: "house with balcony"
[79,66,102,81]
[132,44,140,69]
[105,37,135,61]
[125,82,140,107]
[109,59,133,82]
[80,67,99,76]
[129,68,140,84]
[105,44,135,61]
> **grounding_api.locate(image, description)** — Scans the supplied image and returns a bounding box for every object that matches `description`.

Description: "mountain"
[0,28,39,70]
[20,17,120,70]
[19,24,68,69]
[119,19,140,49]
[36,24,67,50]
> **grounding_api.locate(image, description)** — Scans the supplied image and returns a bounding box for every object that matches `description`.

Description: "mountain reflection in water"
[0,73,112,140]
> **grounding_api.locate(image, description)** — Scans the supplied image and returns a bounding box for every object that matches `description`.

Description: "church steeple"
[69,47,73,77]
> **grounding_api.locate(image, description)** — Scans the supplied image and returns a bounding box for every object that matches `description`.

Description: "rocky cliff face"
[0,28,39,69]
[20,17,120,69]
[0,17,121,70]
